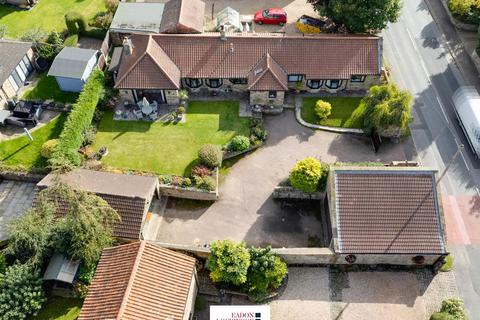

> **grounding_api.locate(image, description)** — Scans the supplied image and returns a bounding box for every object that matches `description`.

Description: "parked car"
[254,8,287,25]
[295,15,334,34]
[452,86,480,158]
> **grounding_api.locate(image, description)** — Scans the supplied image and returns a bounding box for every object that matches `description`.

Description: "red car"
[254,8,287,25]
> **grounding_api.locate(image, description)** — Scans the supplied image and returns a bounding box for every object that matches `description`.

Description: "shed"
[110,2,165,34]
[43,253,80,284]
[216,7,241,32]
[48,47,98,92]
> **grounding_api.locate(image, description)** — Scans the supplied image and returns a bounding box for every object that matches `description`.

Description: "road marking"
[405,27,431,80]
[436,96,449,124]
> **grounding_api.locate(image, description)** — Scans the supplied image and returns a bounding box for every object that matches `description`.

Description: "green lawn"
[94,101,251,176]
[23,73,79,104]
[0,114,66,170]
[32,296,83,320]
[0,0,105,38]
[301,97,364,129]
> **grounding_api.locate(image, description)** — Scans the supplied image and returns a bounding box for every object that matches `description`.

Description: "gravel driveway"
[155,111,415,247]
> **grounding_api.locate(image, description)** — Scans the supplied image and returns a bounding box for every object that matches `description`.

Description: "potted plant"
[176,106,185,120]
[178,89,188,105]
[295,81,303,93]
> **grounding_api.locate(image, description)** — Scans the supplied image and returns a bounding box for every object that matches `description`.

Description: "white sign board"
[210,305,270,320]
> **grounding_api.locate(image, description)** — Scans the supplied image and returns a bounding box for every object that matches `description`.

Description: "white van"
[452,86,480,158]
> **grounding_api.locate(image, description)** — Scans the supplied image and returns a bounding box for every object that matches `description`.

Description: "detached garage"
[48,47,98,92]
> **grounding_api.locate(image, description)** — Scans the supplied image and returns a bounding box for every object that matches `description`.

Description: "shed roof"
[330,167,446,254]
[78,241,196,320]
[110,2,165,33]
[43,253,80,284]
[48,47,97,79]
[35,169,159,239]
[0,40,31,85]
[159,0,205,34]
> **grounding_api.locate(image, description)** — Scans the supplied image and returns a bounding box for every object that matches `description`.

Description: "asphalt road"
[382,0,480,318]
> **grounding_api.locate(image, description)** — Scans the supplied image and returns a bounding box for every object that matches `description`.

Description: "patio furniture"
[133,109,143,120]
[142,104,153,115]
[149,111,158,121]
[151,101,158,112]
[0,110,12,126]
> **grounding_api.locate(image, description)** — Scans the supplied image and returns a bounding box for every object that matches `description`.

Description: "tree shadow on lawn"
[0,4,17,20]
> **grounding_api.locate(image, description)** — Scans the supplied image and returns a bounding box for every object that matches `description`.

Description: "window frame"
[288,74,303,82]
[229,78,248,85]
[325,80,342,89]
[268,91,277,98]
[306,79,322,89]
[350,75,366,83]
[184,78,202,88]
[206,78,223,88]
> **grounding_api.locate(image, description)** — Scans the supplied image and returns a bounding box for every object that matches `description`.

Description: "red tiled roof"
[160,0,205,34]
[78,241,195,320]
[79,241,197,320]
[248,53,288,91]
[332,168,446,254]
[115,33,381,89]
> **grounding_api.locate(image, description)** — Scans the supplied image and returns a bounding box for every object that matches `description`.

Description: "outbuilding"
[48,47,98,92]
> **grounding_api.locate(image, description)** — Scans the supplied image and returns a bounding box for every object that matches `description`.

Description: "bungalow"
[326,166,448,268]
[78,241,198,320]
[113,33,382,107]
[34,169,159,241]
[0,40,34,108]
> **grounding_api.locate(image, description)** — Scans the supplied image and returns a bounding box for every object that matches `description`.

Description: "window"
[288,74,303,82]
[184,78,202,88]
[306,80,322,89]
[262,9,270,18]
[350,75,366,83]
[229,78,248,85]
[325,80,342,89]
[206,78,223,88]
[268,91,277,98]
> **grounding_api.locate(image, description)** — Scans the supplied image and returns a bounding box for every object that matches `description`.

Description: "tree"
[45,182,120,269]
[430,298,467,320]
[358,84,412,137]
[315,100,332,121]
[289,157,328,193]
[247,247,288,301]
[6,200,56,266]
[208,239,251,286]
[310,0,402,34]
[0,264,45,320]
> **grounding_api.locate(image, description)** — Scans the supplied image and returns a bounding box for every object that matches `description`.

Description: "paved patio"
[0,180,36,241]
[155,110,416,247]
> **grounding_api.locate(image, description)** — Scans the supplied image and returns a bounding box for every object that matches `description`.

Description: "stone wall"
[272,185,325,200]
[158,184,218,201]
[165,89,179,105]
[249,91,284,107]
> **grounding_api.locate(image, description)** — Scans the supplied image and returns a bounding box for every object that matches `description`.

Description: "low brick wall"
[440,0,479,31]
[273,185,324,200]
[223,143,263,160]
[158,184,218,201]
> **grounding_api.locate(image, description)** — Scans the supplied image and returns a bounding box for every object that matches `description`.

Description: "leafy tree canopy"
[208,239,251,286]
[309,0,402,33]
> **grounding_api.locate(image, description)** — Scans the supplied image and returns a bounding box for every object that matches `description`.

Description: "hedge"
[64,11,107,40]
[49,70,105,170]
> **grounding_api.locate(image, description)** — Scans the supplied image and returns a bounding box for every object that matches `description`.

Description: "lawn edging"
[295,105,365,135]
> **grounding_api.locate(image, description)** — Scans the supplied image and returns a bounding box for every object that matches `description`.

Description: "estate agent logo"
[210,305,270,320]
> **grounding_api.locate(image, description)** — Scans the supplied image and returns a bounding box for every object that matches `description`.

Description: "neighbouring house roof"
[78,241,196,320]
[0,40,31,85]
[248,53,288,91]
[115,36,181,89]
[114,33,382,90]
[43,253,80,284]
[330,167,446,254]
[108,46,123,72]
[48,47,98,79]
[34,169,159,239]
[110,2,166,34]
[159,0,205,34]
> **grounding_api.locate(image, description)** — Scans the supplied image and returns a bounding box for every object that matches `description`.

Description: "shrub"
[92,12,114,30]
[208,240,251,286]
[49,70,105,170]
[65,11,88,34]
[159,175,172,185]
[183,177,192,187]
[20,28,47,42]
[289,157,327,193]
[430,298,467,320]
[252,126,268,141]
[178,89,189,101]
[177,106,186,114]
[197,175,216,191]
[64,34,78,47]
[229,135,251,152]
[315,100,332,121]
[77,263,96,285]
[41,139,59,159]
[82,125,97,146]
[247,247,288,301]
[198,144,222,168]
[104,0,119,13]
[0,264,45,320]
[191,165,212,177]
[171,175,185,186]
[0,252,6,274]
[440,255,453,272]
[448,0,480,25]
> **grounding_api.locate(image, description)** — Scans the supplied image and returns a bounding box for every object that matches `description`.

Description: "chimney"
[219,25,226,41]
[123,37,133,55]
[229,43,235,54]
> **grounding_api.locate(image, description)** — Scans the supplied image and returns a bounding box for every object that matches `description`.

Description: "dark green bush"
[81,27,107,40]
[49,70,105,170]
[77,263,96,285]
[65,11,87,34]
[0,252,6,274]
[198,144,222,168]
[252,126,268,141]
[229,135,251,152]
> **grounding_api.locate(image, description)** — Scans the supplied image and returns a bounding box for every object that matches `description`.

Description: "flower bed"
[158,168,219,201]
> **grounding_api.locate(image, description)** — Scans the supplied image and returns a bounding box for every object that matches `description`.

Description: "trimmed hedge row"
[49,70,105,170]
